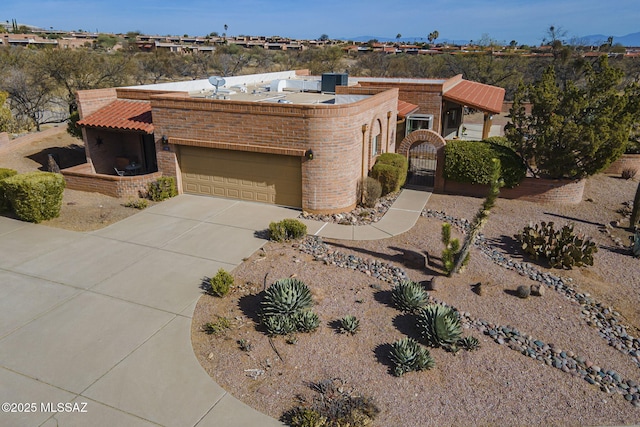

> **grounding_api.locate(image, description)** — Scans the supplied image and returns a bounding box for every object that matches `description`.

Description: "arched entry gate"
[397,129,447,192]
[407,142,437,188]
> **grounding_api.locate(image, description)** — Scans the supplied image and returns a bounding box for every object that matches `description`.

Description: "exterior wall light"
[305,149,314,160]
[161,135,168,145]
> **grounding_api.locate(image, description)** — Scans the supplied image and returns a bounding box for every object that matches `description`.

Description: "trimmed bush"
[0,168,18,212]
[444,140,526,188]
[2,172,65,223]
[375,153,408,188]
[370,163,400,196]
[148,176,177,201]
[269,218,307,242]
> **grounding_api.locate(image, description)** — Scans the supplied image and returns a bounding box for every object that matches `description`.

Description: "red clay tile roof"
[443,80,505,114]
[77,100,154,133]
[397,100,419,118]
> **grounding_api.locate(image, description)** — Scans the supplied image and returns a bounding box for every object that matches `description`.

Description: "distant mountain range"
[345,32,640,47]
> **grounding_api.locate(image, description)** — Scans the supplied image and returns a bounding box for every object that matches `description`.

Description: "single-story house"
[68,70,504,213]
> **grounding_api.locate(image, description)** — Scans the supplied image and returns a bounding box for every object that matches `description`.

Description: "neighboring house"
[69,70,504,213]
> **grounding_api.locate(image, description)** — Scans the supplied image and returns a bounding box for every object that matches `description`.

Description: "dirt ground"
[0,126,148,231]
[192,174,640,426]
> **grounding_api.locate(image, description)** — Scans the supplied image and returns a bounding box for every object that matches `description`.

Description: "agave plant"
[458,336,480,351]
[389,337,435,377]
[391,280,429,312]
[262,314,296,336]
[261,278,313,318]
[339,315,360,335]
[294,310,321,333]
[417,303,462,349]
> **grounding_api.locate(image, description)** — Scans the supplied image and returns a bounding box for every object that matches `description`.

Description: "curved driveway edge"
[0,189,431,426]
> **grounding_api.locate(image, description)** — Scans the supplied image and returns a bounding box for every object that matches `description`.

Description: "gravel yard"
[192,174,640,426]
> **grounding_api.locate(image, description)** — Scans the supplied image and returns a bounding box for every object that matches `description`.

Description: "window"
[372,133,381,156]
[406,114,433,136]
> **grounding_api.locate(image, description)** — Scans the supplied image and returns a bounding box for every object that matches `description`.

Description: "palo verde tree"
[506,55,640,179]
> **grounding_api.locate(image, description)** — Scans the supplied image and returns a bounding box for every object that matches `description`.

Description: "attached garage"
[179,146,302,208]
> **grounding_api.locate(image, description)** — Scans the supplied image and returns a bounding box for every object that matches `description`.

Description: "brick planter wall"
[443,177,585,204]
[604,154,640,176]
[61,163,162,198]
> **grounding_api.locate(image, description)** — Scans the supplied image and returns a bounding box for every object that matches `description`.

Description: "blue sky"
[3,0,638,45]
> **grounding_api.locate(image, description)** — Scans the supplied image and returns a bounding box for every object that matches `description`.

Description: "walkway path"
[0,189,430,426]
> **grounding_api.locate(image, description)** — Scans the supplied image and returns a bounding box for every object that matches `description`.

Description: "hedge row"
[1,171,65,223]
[443,139,526,188]
[0,168,18,212]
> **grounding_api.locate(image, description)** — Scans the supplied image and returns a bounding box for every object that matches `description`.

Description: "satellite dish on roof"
[208,76,226,93]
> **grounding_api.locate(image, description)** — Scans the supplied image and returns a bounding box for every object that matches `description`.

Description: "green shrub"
[370,163,400,196]
[515,221,598,269]
[147,176,177,201]
[208,268,234,297]
[358,177,382,208]
[269,218,307,242]
[123,198,148,210]
[202,316,231,335]
[0,168,18,212]
[444,140,526,188]
[2,172,65,223]
[375,153,408,188]
[389,337,435,377]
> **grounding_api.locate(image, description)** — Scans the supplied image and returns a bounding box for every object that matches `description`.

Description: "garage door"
[179,146,302,208]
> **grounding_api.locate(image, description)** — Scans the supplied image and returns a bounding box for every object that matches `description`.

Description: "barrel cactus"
[261,278,313,318]
[417,303,462,349]
[391,280,429,312]
[389,337,435,377]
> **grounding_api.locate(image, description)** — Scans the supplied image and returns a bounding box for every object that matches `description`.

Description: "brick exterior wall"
[151,87,399,214]
[62,163,162,198]
[604,154,640,175]
[443,177,586,204]
[84,128,146,175]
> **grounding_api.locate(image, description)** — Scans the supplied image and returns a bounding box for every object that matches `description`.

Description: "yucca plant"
[417,304,462,349]
[261,278,313,318]
[458,336,480,351]
[263,314,296,336]
[389,337,435,377]
[391,280,429,312]
[294,310,321,333]
[339,315,360,335]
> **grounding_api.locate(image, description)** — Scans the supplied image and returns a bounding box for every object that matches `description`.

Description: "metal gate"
[406,142,437,188]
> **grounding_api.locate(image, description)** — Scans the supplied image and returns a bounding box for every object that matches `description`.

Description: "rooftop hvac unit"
[321,73,348,93]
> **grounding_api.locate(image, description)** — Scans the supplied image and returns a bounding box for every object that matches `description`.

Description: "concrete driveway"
[0,195,292,427]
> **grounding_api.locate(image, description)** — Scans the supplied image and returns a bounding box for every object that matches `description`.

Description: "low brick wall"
[605,154,640,176]
[443,177,585,204]
[61,163,162,198]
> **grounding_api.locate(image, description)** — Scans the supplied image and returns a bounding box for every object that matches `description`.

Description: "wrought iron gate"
[406,142,437,188]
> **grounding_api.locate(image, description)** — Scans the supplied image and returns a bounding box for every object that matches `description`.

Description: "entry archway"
[397,130,446,192]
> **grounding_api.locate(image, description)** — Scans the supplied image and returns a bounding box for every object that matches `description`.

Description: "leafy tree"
[506,56,640,179]
[631,181,640,230]
[0,90,16,132]
[319,34,329,42]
